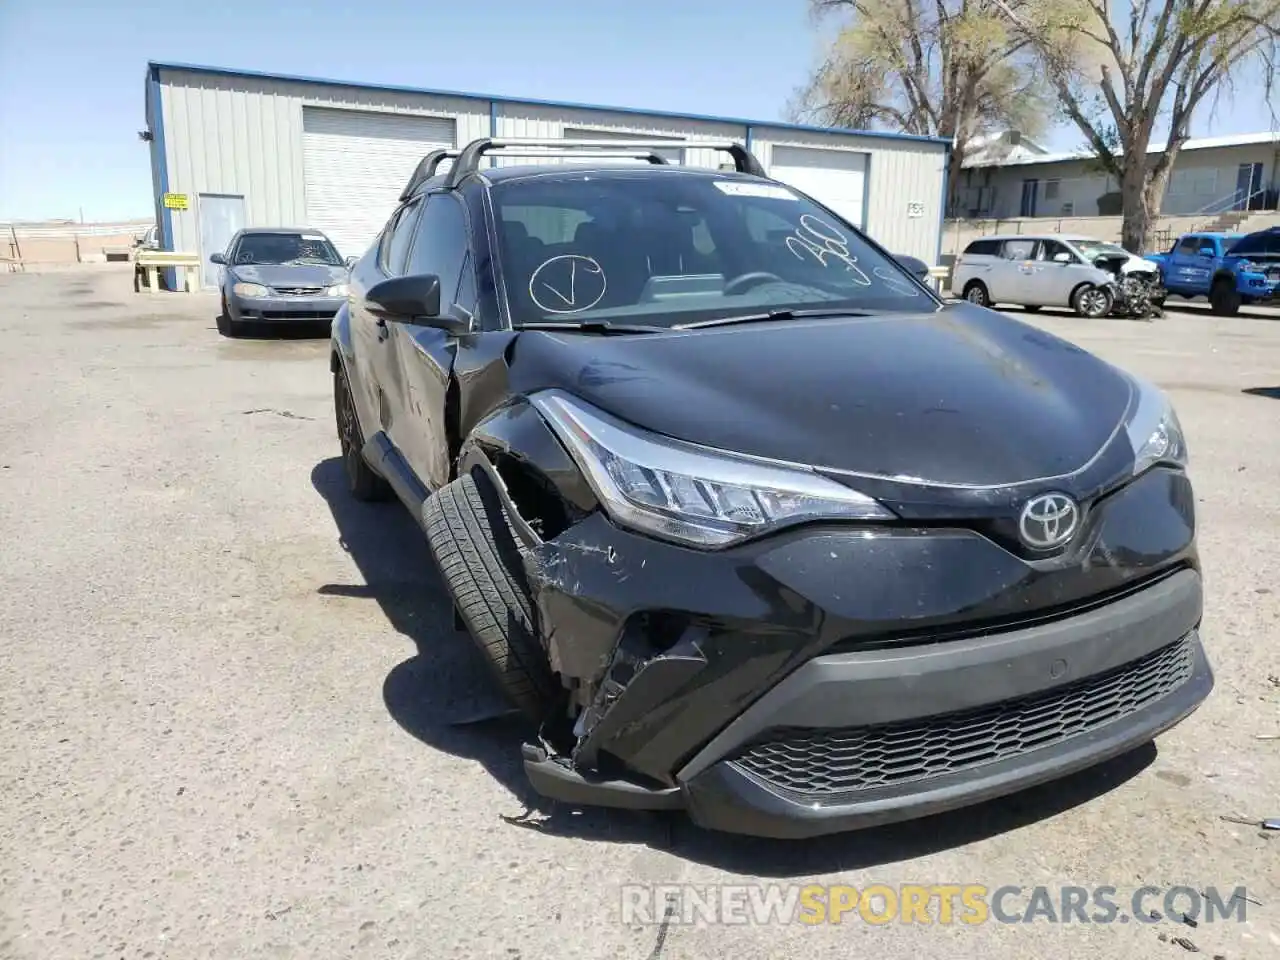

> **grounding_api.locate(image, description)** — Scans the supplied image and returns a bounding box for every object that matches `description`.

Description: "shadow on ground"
[311,456,1156,875]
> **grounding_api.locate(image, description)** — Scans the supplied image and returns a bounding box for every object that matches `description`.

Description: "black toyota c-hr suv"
[330,137,1211,839]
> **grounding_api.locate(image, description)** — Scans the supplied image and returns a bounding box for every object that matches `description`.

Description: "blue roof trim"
[147,60,952,148]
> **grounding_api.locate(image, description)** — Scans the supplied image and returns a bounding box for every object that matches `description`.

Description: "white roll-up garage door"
[302,107,456,258]
[769,146,868,228]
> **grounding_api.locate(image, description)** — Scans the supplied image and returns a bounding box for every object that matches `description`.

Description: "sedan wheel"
[1073,285,1113,318]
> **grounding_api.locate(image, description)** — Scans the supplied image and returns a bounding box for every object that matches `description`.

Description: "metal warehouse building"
[144,62,950,288]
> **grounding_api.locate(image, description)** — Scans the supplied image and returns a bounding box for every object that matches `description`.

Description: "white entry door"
[769,146,868,228]
[302,107,456,259]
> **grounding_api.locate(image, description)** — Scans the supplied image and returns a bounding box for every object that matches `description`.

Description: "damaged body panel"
[330,140,1211,838]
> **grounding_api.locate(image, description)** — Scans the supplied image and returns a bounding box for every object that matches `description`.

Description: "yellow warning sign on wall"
[162,193,189,210]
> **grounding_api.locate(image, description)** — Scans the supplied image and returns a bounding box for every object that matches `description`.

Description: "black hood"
[507,304,1134,488]
[231,263,345,287]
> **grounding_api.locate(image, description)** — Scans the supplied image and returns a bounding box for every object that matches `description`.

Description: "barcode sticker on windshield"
[713,182,797,199]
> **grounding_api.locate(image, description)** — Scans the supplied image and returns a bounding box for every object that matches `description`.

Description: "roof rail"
[445,137,766,187]
[400,149,459,200]
[478,149,670,164]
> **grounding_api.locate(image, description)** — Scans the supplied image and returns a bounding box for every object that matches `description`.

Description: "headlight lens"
[1125,377,1188,475]
[530,390,894,547]
[325,282,349,297]
[232,282,269,298]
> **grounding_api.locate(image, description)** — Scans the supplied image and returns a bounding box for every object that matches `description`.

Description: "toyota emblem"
[1018,493,1080,550]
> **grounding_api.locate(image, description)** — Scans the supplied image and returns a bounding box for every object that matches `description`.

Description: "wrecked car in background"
[330,138,1212,838]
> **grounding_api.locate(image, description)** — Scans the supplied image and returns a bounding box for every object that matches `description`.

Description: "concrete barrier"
[135,252,201,294]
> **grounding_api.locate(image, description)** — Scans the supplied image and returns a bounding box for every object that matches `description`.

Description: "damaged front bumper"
[492,452,1209,837]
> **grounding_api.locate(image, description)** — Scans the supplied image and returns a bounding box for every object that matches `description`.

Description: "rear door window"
[964,239,1001,256]
[1002,239,1037,260]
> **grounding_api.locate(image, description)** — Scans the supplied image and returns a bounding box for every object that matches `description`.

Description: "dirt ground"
[1,266,1277,960]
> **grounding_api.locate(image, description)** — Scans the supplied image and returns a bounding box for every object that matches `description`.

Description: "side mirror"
[1053,252,1072,263]
[893,253,930,283]
[365,273,468,334]
[345,255,358,269]
[210,252,226,265]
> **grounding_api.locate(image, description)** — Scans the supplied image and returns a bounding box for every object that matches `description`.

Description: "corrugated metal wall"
[154,67,947,264]
[493,102,743,171]
[155,68,488,258]
[752,128,946,261]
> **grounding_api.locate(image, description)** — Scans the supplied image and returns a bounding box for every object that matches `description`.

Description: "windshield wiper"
[513,321,666,335]
[673,308,873,331]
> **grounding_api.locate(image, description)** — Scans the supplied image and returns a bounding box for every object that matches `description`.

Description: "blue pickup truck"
[1146,226,1280,315]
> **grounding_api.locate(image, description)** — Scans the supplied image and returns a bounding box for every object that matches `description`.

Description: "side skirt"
[363,431,430,525]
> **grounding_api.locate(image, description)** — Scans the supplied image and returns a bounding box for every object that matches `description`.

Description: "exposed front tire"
[1072,284,1113,318]
[217,296,246,338]
[334,364,392,502]
[1209,278,1242,316]
[424,472,557,721]
[963,281,991,307]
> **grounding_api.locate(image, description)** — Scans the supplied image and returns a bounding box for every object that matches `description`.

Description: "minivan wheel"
[334,365,391,501]
[424,472,558,722]
[1072,284,1113,318]
[963,281,990,307]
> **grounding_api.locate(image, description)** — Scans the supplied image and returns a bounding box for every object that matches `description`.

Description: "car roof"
[237,226,330,236]
[476,164,759,185]
[971,234,1115,243]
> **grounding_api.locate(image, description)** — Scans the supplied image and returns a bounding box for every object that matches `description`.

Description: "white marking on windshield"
[529,255,608,313]
[785,215,872,285]
[872,266,922,297]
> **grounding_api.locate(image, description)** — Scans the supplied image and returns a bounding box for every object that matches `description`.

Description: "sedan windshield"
[233,233,342,266]
[491,171,934,328]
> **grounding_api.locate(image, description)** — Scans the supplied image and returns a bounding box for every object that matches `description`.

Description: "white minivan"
[952,234,1158,317]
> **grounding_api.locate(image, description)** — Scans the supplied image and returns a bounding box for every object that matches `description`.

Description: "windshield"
[1073,239,1129,259]
[233,233,342,266]
[490,171,934,328]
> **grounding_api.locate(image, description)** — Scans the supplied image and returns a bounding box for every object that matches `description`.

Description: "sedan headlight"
[325,282,349,297]
[232,281,269,298]
[1125,377,1188,476]
[530,390,894,548]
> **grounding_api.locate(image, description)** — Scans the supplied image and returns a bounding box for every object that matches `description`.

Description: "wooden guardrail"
[135,251,202,293]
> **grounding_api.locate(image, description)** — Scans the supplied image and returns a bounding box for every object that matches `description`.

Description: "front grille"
[258,310,336,321]
[272,286,325,296]
[731,634,1195,800]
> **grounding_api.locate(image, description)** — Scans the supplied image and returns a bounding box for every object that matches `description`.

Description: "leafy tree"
[792,1,1054,212]
[992,0,1280,251]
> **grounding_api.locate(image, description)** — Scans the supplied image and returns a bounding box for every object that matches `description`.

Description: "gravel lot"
[2,266,1278,960]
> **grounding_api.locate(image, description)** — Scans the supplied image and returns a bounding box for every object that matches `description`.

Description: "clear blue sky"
[0,0,1271,222]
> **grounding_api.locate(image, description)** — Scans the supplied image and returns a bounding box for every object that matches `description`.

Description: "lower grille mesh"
[731,635,1195,799]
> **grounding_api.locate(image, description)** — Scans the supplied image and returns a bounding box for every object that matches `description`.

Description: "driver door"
[390,192,469,493]
[1032,239,1079,306]
[349,198,422,447]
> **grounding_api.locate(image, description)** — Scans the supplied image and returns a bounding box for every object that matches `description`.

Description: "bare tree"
[792,1,1054,212]
[993,0,1280,251]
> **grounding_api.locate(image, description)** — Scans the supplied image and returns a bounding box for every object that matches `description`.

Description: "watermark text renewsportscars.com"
[620,883,1252,927]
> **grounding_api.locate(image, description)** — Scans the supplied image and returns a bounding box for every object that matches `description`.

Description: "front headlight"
[325,282,349,297]
[530,390,894,548]
[1125,377,1188,476]
[232,281,269,298]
